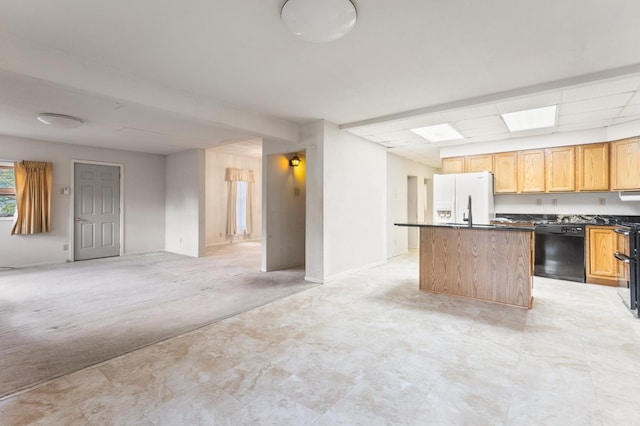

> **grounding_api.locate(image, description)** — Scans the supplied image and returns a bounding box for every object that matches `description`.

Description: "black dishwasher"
[534,224,586,282]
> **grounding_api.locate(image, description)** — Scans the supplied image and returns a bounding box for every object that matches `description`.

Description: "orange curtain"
[11,161,53,235]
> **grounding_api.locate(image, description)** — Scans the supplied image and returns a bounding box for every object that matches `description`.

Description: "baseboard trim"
[321,260,387,283]
[303,275,324,284]
[206,238,261,247]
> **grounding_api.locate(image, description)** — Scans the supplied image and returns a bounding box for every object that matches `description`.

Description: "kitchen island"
[396,223,535,309]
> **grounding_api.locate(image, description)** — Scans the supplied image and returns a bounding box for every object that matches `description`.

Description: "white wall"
[0,135,165,268]
[386,153,437,258]
[323,122,387,279]
[495,192,640,216]
[205,151,262,245]
[165,149,205,257]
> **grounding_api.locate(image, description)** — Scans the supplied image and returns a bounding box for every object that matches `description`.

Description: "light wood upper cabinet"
[518,150,546,193]
[493,152,518,193]
[577,143,609,191]
[441,157,465,174]
[611,137,640,190]
[466,154,493,173]
[586,226,618,286]
[545,146,575,192]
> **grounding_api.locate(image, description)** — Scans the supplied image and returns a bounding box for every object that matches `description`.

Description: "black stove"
[614,223,639,317]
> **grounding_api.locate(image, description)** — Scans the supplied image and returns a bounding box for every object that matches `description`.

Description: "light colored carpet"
[0,242,316,398]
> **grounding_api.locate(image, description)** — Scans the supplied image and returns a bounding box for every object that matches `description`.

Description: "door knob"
[74,217,86,222]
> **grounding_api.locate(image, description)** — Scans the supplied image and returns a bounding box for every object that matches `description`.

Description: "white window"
[236,181,248,234]
[0,164,16,218]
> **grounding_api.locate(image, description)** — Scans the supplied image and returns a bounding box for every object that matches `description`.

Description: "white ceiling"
[1,0,640,166]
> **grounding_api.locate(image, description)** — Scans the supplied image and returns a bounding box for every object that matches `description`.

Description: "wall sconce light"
[289,153,301,167]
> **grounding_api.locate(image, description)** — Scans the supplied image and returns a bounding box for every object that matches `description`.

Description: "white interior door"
[74,163,121,261]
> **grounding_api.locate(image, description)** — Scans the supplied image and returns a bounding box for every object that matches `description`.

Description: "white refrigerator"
[433,171,495,225]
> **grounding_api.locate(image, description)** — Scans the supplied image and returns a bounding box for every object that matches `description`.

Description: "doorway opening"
[264,151,306,272]
[205,139,263,260]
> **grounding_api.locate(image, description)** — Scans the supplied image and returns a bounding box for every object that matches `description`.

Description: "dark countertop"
[394,222,534,232]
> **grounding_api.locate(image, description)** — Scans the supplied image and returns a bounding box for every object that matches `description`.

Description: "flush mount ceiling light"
[410,123,464,142]
[36,113,83,128]
[281,0,357,43]
[501,105,557,132]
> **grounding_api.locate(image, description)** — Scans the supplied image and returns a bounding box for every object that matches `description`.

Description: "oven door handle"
[614,228,630,236]
[614,251,633,264]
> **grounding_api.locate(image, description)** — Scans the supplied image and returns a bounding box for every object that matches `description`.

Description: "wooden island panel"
[419,227,533,308]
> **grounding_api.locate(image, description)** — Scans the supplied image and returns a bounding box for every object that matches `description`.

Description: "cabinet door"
[546,146,575,192]
[577,143,609,191]
[493,152,518,193]
[518,150,546,193]
[586,226,618,286]
[611,137,640,190]
[466,154,493,173]
[441,157,464,174]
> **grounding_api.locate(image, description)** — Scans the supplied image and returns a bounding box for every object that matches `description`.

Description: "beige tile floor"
[1,251,639,425]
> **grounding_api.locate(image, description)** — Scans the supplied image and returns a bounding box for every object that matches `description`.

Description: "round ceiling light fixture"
[281,0,357,43]
[36,113,83,128]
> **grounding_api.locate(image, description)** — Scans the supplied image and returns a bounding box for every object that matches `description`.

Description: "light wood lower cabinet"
[585,226,618,286]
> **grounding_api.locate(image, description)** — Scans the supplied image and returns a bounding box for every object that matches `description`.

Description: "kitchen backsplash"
[494,192,640,216]
[494,213,640,225]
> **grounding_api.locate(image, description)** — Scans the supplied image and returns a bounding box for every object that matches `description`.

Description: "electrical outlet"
[551,199,558,206]
[63,244,69,251]
[599,198,606,206]
[536,199,542,205]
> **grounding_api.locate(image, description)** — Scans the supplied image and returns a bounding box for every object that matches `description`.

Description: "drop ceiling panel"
[621,104,640,117]
[627,92,640,105]
[559,107,622,125]
[461,125,511,138]
[561,76,640,102]
[560,93,633,115]
[453,115,506,131]
[496,93,562,114]
[557,119,615,132]
[441,104,500,122]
